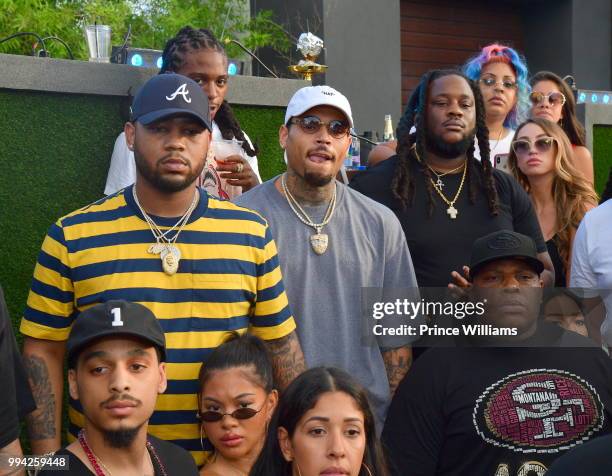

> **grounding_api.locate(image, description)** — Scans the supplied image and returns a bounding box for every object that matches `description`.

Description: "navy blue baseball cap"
[130,73,212,131]
[67,300,166,365]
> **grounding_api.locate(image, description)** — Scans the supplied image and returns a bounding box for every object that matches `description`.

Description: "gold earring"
[362,462,374,476]
[294,461,303,476]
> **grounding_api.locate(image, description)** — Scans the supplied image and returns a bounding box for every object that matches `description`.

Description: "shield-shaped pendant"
[310,233,328,255]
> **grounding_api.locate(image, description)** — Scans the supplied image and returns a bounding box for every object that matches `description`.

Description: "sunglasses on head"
[529,91,566,107]
[511,136,556,155]
[290,116,350,139]
[198,405,263,423]
[479,77,517,90]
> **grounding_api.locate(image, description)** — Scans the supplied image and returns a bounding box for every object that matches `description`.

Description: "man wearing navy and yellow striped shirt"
[20,73,304,466]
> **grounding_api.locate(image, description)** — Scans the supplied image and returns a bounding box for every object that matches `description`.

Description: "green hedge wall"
[0,89,287,335]
[594,125,612,194]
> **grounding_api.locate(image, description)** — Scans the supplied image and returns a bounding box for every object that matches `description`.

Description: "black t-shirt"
[39,436,198,476]
[0,285,36,448]
[350,156,546,287]
[382,324,612,476]
[545,433,612,475]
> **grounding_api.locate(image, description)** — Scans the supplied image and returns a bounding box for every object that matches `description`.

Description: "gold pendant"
[161,246,180,275]
[446,205,458,219]
[310,233,328,255]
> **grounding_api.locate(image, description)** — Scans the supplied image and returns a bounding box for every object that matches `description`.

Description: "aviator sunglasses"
[511,136,556,155]
[529,91,566,107]
[198,405,264,422]
[290,116,350,138]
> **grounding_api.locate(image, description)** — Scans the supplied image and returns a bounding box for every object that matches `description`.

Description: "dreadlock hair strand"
[159,26,257,157]
[392,69,499,216]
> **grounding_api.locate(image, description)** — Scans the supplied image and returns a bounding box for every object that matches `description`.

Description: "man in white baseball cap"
[235,85,419,427]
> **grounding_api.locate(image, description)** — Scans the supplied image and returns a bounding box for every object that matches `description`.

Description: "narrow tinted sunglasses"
[529,91,566,107]
[479,77,517,90]
[199,405,263,423]
[290,116,350,138]
[511,137,556,155]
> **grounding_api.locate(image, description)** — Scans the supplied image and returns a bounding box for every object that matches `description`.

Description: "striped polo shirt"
[20,185,295,465]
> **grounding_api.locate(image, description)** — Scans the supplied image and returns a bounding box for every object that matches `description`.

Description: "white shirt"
[104,122,261,197]
[570,199,612,345]
[473,128,515,165]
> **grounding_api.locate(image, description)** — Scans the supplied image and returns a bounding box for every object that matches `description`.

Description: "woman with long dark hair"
[250,367,389,476]
[105,26,261,199]
[529,71,594,184]
[508,117,597,286]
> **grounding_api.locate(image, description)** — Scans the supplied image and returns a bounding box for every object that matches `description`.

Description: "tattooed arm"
[22,337,65,454]
[382,345,412,397]
[264,331,306,391]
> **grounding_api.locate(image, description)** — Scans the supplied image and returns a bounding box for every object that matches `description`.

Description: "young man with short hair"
[39,300,197,475]
[235,86,418,426]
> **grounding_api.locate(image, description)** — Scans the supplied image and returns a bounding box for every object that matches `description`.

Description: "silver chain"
[281,173,337,232]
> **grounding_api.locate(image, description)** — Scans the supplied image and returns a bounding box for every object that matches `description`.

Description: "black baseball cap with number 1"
[67,300,166,366]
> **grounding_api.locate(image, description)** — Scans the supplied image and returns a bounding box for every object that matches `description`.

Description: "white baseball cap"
[284,85,353,127]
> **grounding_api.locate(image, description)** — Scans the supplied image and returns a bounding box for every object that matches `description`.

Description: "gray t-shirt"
[235,177,418,425]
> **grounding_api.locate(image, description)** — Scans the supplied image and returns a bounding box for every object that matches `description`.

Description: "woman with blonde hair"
[508,117,598,286]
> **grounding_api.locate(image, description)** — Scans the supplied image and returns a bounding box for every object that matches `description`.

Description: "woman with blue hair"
[367,43,530,168]
[463,43,530,164]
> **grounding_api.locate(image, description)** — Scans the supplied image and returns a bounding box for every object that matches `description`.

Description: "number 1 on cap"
[111,307,124,327]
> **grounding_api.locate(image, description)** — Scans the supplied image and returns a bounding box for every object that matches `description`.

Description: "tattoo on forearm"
[383,347,412,396]
[23,355,56,440]
[266,332,306,391]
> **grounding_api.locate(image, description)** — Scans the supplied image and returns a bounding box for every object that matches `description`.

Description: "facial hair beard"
[425,127,476,160]
[133,146,204,193]
[102,424,143,448]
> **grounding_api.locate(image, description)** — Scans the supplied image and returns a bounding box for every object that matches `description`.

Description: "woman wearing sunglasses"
[250,367,389,476]
[529,71,594,184]
[198,333,278,476]
[508,117,597,286]
[367,44,529,168]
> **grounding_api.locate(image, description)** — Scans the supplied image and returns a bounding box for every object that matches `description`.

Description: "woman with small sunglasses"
[508,117,597,286]
[367,44,530,167]
[197,333,278,476]
[250,367,389,476]
[529,71,594,184]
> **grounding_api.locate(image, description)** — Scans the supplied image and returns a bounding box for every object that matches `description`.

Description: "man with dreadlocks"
[351,70,554,288]
[105,26,261,200]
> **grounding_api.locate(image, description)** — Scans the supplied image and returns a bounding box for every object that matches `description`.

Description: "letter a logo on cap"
[166,83,191,103]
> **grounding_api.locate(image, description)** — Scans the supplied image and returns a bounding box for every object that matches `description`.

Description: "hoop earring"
[362,462,374,476]
[295,461,303,476]
[199,423,205,450]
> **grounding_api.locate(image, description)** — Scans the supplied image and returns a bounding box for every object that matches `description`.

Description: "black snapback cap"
[67,300,166,364]
[470,230,544,279]
[130,73,212,131]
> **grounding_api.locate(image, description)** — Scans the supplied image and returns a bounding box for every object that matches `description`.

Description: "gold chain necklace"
[132,188,199,275]
[281,173,337,255]
[425,162,465,189]
[429,161,467,219]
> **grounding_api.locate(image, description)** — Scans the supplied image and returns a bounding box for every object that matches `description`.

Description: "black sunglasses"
[290,116,350,138]
[511,136,556,155]
[199,405,263,423]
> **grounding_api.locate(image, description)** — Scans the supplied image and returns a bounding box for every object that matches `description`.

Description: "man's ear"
[68,369,79,401]
[157,362,167,394]
[278,427,293,462]
[124,122,136,150]
[279,124,289,150]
